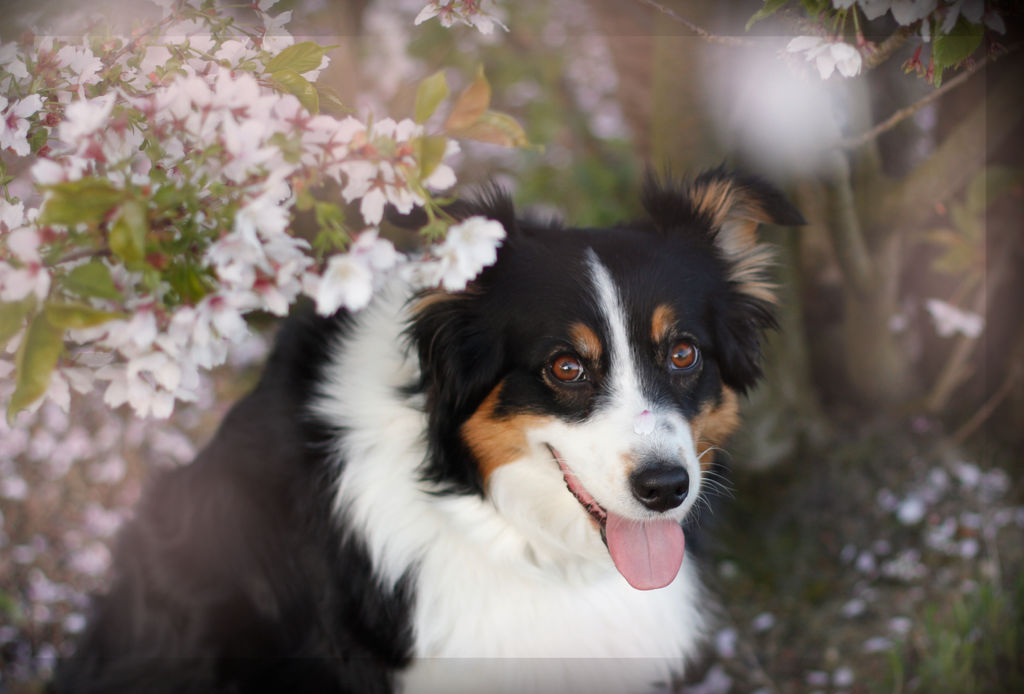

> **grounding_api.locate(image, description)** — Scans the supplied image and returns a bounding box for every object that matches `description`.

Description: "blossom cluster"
[0,0,510,422]
[781,0,1005,81]
[414,0,507,34]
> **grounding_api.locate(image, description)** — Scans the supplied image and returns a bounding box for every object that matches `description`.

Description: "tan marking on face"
[462,382,548,483]
[568,322,603,362]
[689,387,740,471]
[651,304,677,344]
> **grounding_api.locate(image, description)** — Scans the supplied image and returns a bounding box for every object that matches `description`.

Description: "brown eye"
[550,354,586,383]
[669,341,699,371]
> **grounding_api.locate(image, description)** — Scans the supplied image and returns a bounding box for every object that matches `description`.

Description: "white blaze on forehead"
[581,251,703,519]
[585,251,644,409]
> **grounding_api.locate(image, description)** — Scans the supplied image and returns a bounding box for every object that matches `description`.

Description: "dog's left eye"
[550,354,586,383]
[668,341,700,371]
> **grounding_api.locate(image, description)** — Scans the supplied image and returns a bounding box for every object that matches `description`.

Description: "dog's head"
[408,169,803,590]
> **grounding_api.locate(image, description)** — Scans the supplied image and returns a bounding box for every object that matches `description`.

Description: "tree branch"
[840,43,1022,151]
[838,54,991,150]
[864,25,914,70]
[822,149,876,297]
[636,0,758,47]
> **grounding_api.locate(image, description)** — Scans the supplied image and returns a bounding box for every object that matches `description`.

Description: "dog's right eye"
[550,354,586,383]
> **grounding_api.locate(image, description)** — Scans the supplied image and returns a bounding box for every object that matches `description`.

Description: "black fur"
[55,311,415,694]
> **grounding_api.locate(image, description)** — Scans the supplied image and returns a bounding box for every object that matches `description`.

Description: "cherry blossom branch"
[953,360,1020,445]
[863,25,914,70]
[822,149,875,297]
[48,248,112,267]
[635,0,758,47]
[837,53,992,150]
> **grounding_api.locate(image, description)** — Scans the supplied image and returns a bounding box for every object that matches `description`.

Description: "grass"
[880,575,1024,694]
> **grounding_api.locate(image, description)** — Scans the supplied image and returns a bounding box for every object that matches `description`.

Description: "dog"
[55,168,802,694]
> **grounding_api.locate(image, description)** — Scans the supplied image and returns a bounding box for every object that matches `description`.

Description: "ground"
[1,341,1021,693]
[683,422,1024,694]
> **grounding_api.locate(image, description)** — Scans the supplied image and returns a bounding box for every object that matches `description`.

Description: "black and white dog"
[56,169,802,694]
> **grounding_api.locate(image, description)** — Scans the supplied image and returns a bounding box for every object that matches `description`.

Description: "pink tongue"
[605,513,685,590]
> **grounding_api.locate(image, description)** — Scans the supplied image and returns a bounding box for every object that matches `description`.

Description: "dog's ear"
[444,183,519,235]
[643,168,804,394]
[385,184,519,238]
[406,289,506,495]
[643,167,803,306]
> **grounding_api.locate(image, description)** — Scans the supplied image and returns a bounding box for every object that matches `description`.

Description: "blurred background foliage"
[2,0,1023,691]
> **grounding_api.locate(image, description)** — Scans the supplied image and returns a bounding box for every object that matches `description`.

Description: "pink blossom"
[56,44,103,86]
[57,95,115,146]
[0,199,25,231]
[0,43,29,81]
[1,93,43,156]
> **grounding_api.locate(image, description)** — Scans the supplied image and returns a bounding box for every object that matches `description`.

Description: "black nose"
[630,463,689,512]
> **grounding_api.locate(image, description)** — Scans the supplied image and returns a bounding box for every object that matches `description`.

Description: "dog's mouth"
[547,445,685,591]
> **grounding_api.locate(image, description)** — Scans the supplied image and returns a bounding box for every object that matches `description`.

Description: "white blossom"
[56,44,103,86]
[890,0,936,26]
[57,94,115,146]
[786,37,862,79]
[312,252,376,315]
[925,298,984,338]
[415,0,507,34]
[0,93,44,156]
[0,42,29,81]
[857,0,893,20]
[428,216,506,291]
[0,199,26,231]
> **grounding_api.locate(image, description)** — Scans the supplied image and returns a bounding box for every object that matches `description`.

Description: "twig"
[823,149,875,297]
[837,55,989,150]
[841,43,1022,150]
[636,0,758,47]
[864,25,914,70]
[952,364,1020,445]
[48,248,112,267]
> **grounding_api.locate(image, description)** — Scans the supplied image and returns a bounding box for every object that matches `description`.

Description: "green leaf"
[39,179,125,227]
[444,65,491,131]
[933,17,983,73]
[948,201,978,240]
[745,0,790,31]
[800,0,829,14]
[965,166,1023,217]
[62,260,122,300]
[264,41,332,75]
[316,84,351,115]
[109,199,149,267]
[454,110,537,149]
[166,263,210,304]
[0,296,36,350]
[416,135,449,180]
[314,200,345,232]
[415,70,449,124]
[29,126,49,154]
[43,302,124,329]
[271,69,319,114]
[8,311,64,423]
